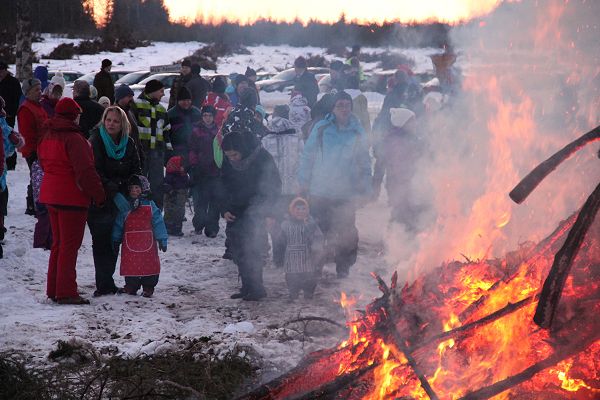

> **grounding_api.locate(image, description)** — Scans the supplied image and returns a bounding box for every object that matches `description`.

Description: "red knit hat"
[55,97,82,120]
[166,155,184,174]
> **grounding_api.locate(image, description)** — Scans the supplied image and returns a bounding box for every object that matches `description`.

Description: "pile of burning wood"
[238,128,600,399]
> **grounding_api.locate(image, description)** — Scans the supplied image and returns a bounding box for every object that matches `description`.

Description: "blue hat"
[115,84,134,102]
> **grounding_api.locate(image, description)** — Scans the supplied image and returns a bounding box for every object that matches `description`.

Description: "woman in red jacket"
[38,98,106,305]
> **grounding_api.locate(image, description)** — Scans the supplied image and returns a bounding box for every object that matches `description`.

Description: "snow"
[0,34,432,382]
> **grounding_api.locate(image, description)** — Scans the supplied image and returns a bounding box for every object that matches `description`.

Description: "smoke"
[384,0,600,279]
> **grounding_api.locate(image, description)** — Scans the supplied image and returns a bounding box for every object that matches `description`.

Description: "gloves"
[166,142,173,151]
[112,242,121,255]
[158,241,167,252]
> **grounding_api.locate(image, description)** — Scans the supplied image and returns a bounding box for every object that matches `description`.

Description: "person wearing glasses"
[297,91,372,279]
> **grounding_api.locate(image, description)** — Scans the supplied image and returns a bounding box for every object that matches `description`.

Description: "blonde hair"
[101,106,131,137]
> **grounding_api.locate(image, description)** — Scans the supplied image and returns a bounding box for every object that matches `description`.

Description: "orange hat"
[288,197,309,215]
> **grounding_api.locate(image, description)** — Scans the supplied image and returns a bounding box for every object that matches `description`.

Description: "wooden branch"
[413,295,539,352]
[458,328,600,399]
[509,125,600,204]
[283,316,344,328]
[534,181,600,328]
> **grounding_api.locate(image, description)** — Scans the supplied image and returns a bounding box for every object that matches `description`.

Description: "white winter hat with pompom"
[50,72,66,89]
[390,108,416,128]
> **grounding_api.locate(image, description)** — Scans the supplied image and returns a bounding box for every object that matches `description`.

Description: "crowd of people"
[0,49,450,304]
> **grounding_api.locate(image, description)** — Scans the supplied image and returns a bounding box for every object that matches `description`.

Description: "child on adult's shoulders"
[280,197,324,300]
[112,175,168,298]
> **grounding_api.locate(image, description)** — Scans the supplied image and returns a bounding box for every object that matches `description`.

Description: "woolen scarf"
[99,125,128,160]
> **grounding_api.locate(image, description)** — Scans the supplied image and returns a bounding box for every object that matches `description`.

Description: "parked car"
[71,70,137,86]
[319,70,438,94]
[130,73,179,94]
[47,70,83,84]
[256,67,330,93]
[115,70,152,86]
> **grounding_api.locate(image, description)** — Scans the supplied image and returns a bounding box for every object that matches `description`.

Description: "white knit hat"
[50,72,66,89]
[98,96,111,107]
[390,108,416,128]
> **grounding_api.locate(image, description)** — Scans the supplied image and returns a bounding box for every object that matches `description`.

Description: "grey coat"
[281,217,324,274]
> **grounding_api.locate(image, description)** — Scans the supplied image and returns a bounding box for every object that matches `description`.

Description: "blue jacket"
[111,193,168,247]
[297,114,371,200]
[1,116,15,191]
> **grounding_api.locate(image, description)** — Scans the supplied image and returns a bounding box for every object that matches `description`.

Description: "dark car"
[256,67,329,93]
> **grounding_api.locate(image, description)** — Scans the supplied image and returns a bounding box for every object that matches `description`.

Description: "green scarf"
[99,125,128,160]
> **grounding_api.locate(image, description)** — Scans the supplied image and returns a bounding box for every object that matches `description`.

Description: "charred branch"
[509,125,600,204]
[534,181,600,328]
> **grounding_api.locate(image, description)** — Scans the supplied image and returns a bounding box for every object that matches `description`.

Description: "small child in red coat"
[112,175,168,297]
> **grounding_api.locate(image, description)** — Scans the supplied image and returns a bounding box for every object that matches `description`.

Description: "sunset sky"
[88,0,509,25]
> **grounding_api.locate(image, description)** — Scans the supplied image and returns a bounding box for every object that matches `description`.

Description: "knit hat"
[144,79,164,94]
[245,67,257,78]
[333,90,353,108]
[127,174,151,194]
[234,74,249,87]
[176,86,192,101]
[201,105,216,115]
[330,60,344,71]
[289,197,309,217]
[55,97,82,120]
[181,59,192,68]
[212,76,226,93]
[390,108,416,128]
[21,78,41,95]
[165,155,184,174]
[115,84,134,102]
[98,96,111,107]
[294,56,307,69]
[50,72,66,89]
[101,59,112,69]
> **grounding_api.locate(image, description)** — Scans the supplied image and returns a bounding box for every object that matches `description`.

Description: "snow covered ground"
[0,34,432,381]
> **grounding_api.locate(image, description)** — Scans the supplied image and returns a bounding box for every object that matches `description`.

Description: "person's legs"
[163,191,182,235]
[172,189,187,233]
[145,151,165,209]
[88,211,119,295]
[241,216,267,300]
[332,201,358,277]
[204,177,221,236]
[191,182,206,233]
[25,156,36,215]
[285,273,301,299]
[46,207,60,299]
[124,277,142,293]
[54,209,88,299]
[141,275,160,297]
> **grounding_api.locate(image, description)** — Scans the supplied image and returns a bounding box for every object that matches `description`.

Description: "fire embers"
[237,212,599,400]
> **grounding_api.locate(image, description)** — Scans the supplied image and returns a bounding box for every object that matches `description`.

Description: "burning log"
[509,125,600,204]
[533,181,600,328]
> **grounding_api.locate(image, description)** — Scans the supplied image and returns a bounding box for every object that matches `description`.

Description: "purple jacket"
[188,122,219,179]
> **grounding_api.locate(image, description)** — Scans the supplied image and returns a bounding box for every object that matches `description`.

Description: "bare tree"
[15,0,34,80]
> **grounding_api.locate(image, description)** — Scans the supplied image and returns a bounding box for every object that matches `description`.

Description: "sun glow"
[87,0,512,26]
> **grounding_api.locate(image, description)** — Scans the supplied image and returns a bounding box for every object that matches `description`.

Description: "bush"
[44,43,77,60]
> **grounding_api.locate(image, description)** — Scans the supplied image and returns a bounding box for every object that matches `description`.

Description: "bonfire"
[238,130,600,399]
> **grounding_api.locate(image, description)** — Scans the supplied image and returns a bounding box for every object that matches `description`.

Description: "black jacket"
[294,71,319,108]
[0,73,23,127]
[221,147,281,219]
[75,96,105,139]
[88,129,142,202]
[93,70,115,103]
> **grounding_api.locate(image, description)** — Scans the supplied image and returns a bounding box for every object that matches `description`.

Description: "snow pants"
[163,188,187,234]
[310,197,358,275]
[46,206,88,299]
[88,205,119,294]
[124,275,159,292]
[191,176,221,236]
[228,213,268,297]
[286,272,317,298]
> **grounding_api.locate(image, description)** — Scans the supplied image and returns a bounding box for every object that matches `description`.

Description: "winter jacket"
[263,116,303,195]
[289,95,311,130]
[188,121,219,179]
[132,92,172,151]
[38,116,105,208]
[74,96,105,139]
[203,92,231,128]
[167,105,202,157]
[40,95,58,117]
[88,128,142,201]
[112,194,168,277]
[221,146,282,219]
[0,73,23,126]
[17,99,48,159]
[297,114,371,200]
[93,70,114,103]
[221,106,263,138]
[293,71,319,108]
[281,216,324,274]
[168,73,210,109]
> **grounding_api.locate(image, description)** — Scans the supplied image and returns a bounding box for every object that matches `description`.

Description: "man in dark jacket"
[167,86,202,158]
[168,59,192,109]
[73,80,105,139]
[293,56,319,108]
[221,132,282,301]
[186,64,210,109]
[0,61,23,170]
[93,59,114,103]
